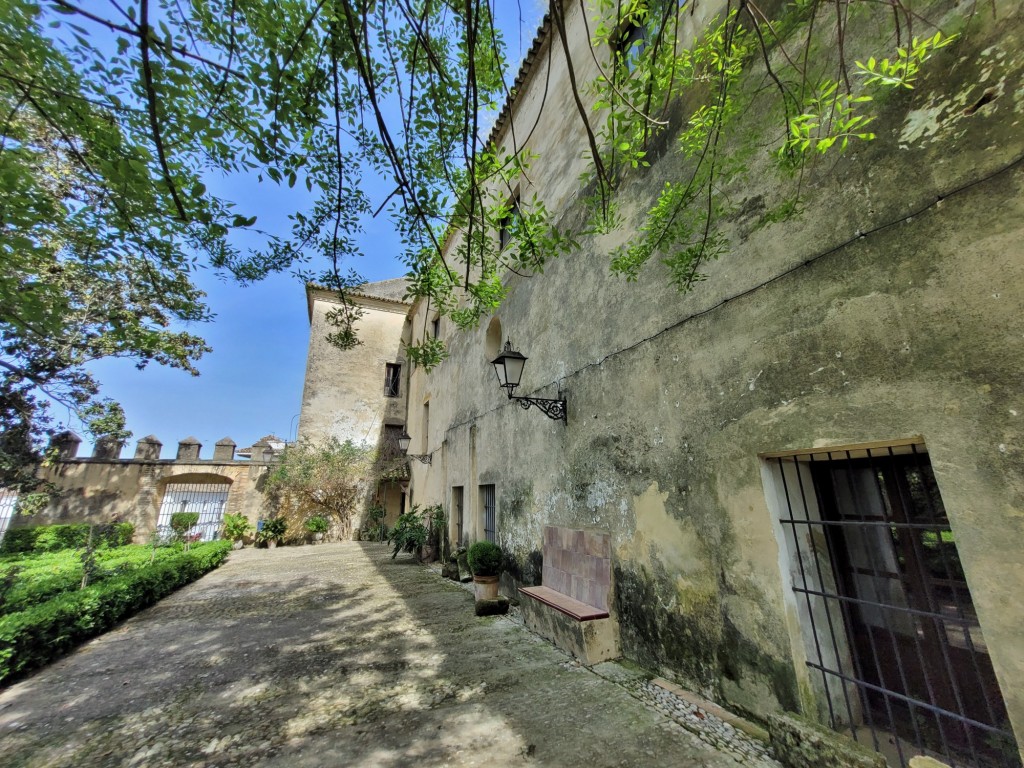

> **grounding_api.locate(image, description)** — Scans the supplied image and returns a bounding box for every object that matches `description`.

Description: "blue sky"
[80,3,547,458]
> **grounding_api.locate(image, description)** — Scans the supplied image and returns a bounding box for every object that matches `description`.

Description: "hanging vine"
[397,0,964,369]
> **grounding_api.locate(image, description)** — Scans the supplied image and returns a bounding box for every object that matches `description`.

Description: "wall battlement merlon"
[52,458,268,468]
[47,433,283,463]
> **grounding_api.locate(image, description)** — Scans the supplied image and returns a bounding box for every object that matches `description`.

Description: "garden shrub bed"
[0,544,212,616]
[0,523,135,555]
[0,540,231,684]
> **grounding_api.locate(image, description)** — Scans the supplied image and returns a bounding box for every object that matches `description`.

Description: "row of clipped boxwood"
[0,545,210,617]
[0,522,135,555]
[0,540,231,684]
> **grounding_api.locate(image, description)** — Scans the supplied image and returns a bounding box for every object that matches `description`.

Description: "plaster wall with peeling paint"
[296,284,414,528]
[407,0,1024,760]
[297,286,412,449]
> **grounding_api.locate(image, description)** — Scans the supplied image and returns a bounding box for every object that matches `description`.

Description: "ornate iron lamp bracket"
[511,394,567,424]
[491,338,568,424]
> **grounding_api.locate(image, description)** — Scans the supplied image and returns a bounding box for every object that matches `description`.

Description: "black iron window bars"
[771,443,1019,768]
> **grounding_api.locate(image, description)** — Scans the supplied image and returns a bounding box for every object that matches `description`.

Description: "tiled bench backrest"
[542,525,612,612]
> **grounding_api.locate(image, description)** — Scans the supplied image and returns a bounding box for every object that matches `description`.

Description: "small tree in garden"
[170,512,201,551]
[263,438,371,541]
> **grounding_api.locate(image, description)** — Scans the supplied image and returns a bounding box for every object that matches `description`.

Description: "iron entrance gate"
[157,483,229,542]
[771,443,1019,767]
[0,489,17,542]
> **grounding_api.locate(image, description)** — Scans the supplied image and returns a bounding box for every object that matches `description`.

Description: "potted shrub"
[421,504,446,562]
[257,517,288,549]
[467,540,502,601]
[223,513,252,549]
[387,507,428,559]
[305,515,329,543]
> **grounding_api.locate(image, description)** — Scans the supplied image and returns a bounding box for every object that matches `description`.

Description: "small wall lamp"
[397,430,432,464]
[491,340,567,423]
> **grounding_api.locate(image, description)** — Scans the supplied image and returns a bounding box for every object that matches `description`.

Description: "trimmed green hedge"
[0,523,135,555]
[0,545,201,617]
[0,540,231,684]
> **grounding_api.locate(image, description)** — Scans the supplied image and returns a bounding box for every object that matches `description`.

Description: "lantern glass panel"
[504,355,526,387]
[398,431,412,452]
[492,359,508,387]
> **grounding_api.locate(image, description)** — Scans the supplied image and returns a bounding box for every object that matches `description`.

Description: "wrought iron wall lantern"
[491,340,567,423]
[397,429,432,464]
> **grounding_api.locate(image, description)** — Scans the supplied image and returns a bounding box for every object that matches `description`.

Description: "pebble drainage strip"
[633,679,781,766]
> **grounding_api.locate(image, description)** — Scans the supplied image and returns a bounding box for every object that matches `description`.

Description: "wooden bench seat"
[517,525,619,664]
[518,585,609,621]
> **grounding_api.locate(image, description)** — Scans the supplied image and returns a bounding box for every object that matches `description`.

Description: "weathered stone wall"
[297,287,411,448]
[403,0,1024,754]
[23,458,273,539]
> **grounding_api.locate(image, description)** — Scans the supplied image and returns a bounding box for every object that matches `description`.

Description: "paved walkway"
[1,543,768,767]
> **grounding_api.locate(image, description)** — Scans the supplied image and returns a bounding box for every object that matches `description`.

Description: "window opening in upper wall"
[763,442,1019,768]
[384,363,401,397]
[485,317,502,360]
[613,20,646,74]
[431,315,441,339]
[498,191,520,250]
[381,424,404,460]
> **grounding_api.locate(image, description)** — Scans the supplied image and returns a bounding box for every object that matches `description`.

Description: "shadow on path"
[0,543,731,767]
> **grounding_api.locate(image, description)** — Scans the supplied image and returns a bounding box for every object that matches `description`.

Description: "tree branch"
[48,0,244,77]
[550,0,609,219]
[139,0,188,221]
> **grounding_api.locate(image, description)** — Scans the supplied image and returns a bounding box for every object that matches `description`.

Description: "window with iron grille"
[480,484,496,543]
[384,363,401,397]
[766,443,1019,768]
[452,486,464,546]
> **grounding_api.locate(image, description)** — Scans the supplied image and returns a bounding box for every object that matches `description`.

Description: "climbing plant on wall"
[0,0,970,481]
[400,0,962,369]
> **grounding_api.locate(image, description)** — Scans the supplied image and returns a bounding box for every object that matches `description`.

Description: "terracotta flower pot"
[473,574,499,601]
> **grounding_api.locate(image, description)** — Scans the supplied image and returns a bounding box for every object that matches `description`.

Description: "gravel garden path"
[0,542,777,767]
